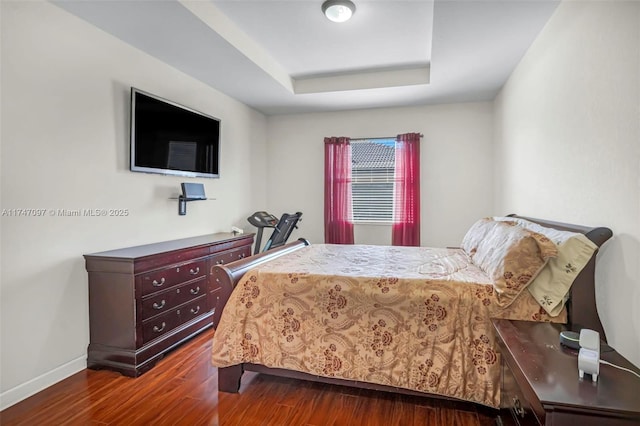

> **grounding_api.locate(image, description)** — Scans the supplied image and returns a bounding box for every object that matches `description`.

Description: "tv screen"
[130,88,220,178]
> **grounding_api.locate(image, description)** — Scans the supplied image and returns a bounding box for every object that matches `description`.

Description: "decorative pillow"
[461,218,558,307]
[492,217,598,316]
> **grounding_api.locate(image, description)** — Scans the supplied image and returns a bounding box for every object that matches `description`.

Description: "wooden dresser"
[84,232,254,377]
[493,319,640,426]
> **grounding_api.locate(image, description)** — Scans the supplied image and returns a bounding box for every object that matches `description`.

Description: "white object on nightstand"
[578,329,600,382]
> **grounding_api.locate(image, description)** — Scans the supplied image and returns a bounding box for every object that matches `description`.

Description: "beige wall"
[494,0,640,365]
[0,1,267,408]
[266,102,495,247]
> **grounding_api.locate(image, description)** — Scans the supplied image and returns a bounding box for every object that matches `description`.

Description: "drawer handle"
[152,278,165,287]
[153,322,166,333]
[189,267,200,275]
[190,286,200,295]
[216,259,224,265]
[152,300,166,310]
[239,253,246,259]
[190,306,201,315]
[512,396,525,418]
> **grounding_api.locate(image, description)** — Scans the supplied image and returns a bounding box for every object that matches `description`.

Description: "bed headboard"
[508,214,613,341]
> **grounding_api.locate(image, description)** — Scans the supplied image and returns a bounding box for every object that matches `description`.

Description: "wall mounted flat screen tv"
[130,88,220,178]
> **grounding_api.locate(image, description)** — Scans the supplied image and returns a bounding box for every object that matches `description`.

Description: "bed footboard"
[210,238,310,329]
[211,238,309,392]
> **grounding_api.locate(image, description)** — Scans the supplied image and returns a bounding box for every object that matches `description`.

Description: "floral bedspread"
[211,244,564,407]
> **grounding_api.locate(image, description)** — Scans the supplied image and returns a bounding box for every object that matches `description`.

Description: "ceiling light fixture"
[322,0,356,23]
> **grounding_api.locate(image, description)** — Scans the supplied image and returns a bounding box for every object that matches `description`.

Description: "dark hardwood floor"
[1,329,497,425]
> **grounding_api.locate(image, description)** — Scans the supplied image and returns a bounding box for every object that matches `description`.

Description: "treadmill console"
[247,211,278,228]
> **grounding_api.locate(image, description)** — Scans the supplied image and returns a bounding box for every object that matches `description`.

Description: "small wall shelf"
[171,183,213,215]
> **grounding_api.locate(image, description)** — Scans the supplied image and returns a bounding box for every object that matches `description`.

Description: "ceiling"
[52,0,560,115]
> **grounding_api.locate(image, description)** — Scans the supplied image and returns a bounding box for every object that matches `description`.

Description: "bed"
[209,215,612,408]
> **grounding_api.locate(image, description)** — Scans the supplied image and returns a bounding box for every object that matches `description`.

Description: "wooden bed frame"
[210,215,612,398]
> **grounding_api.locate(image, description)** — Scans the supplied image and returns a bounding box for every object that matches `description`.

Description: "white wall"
[0,1,267,409]
[267,103,494,247]
[494,0,640,365]
[265,103,495,248]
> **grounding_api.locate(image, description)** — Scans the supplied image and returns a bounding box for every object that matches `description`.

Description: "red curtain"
[392,133,421,246]
[324,137,354,244]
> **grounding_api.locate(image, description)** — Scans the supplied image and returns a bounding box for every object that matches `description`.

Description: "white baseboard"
[0,356,86,411]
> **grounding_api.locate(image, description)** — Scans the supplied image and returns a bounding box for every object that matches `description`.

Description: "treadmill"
[247,211,303,255]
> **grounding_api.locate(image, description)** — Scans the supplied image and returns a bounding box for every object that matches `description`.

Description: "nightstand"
[492,319,640,426]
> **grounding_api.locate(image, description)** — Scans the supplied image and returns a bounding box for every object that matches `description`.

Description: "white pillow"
[461,218,557,308]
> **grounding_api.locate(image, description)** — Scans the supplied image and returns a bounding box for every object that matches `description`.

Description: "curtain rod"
[353,134,424,141]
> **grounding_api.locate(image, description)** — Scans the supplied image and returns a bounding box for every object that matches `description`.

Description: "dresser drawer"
[500,360,540,426]
[142,294,207,344]
[210,246,250,267]
[178,295,208,323]
[139,259,207,296]
[142,309,182,344]
[141,277,207,320]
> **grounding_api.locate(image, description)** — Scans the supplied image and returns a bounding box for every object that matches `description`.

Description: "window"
[350,138,395,222]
